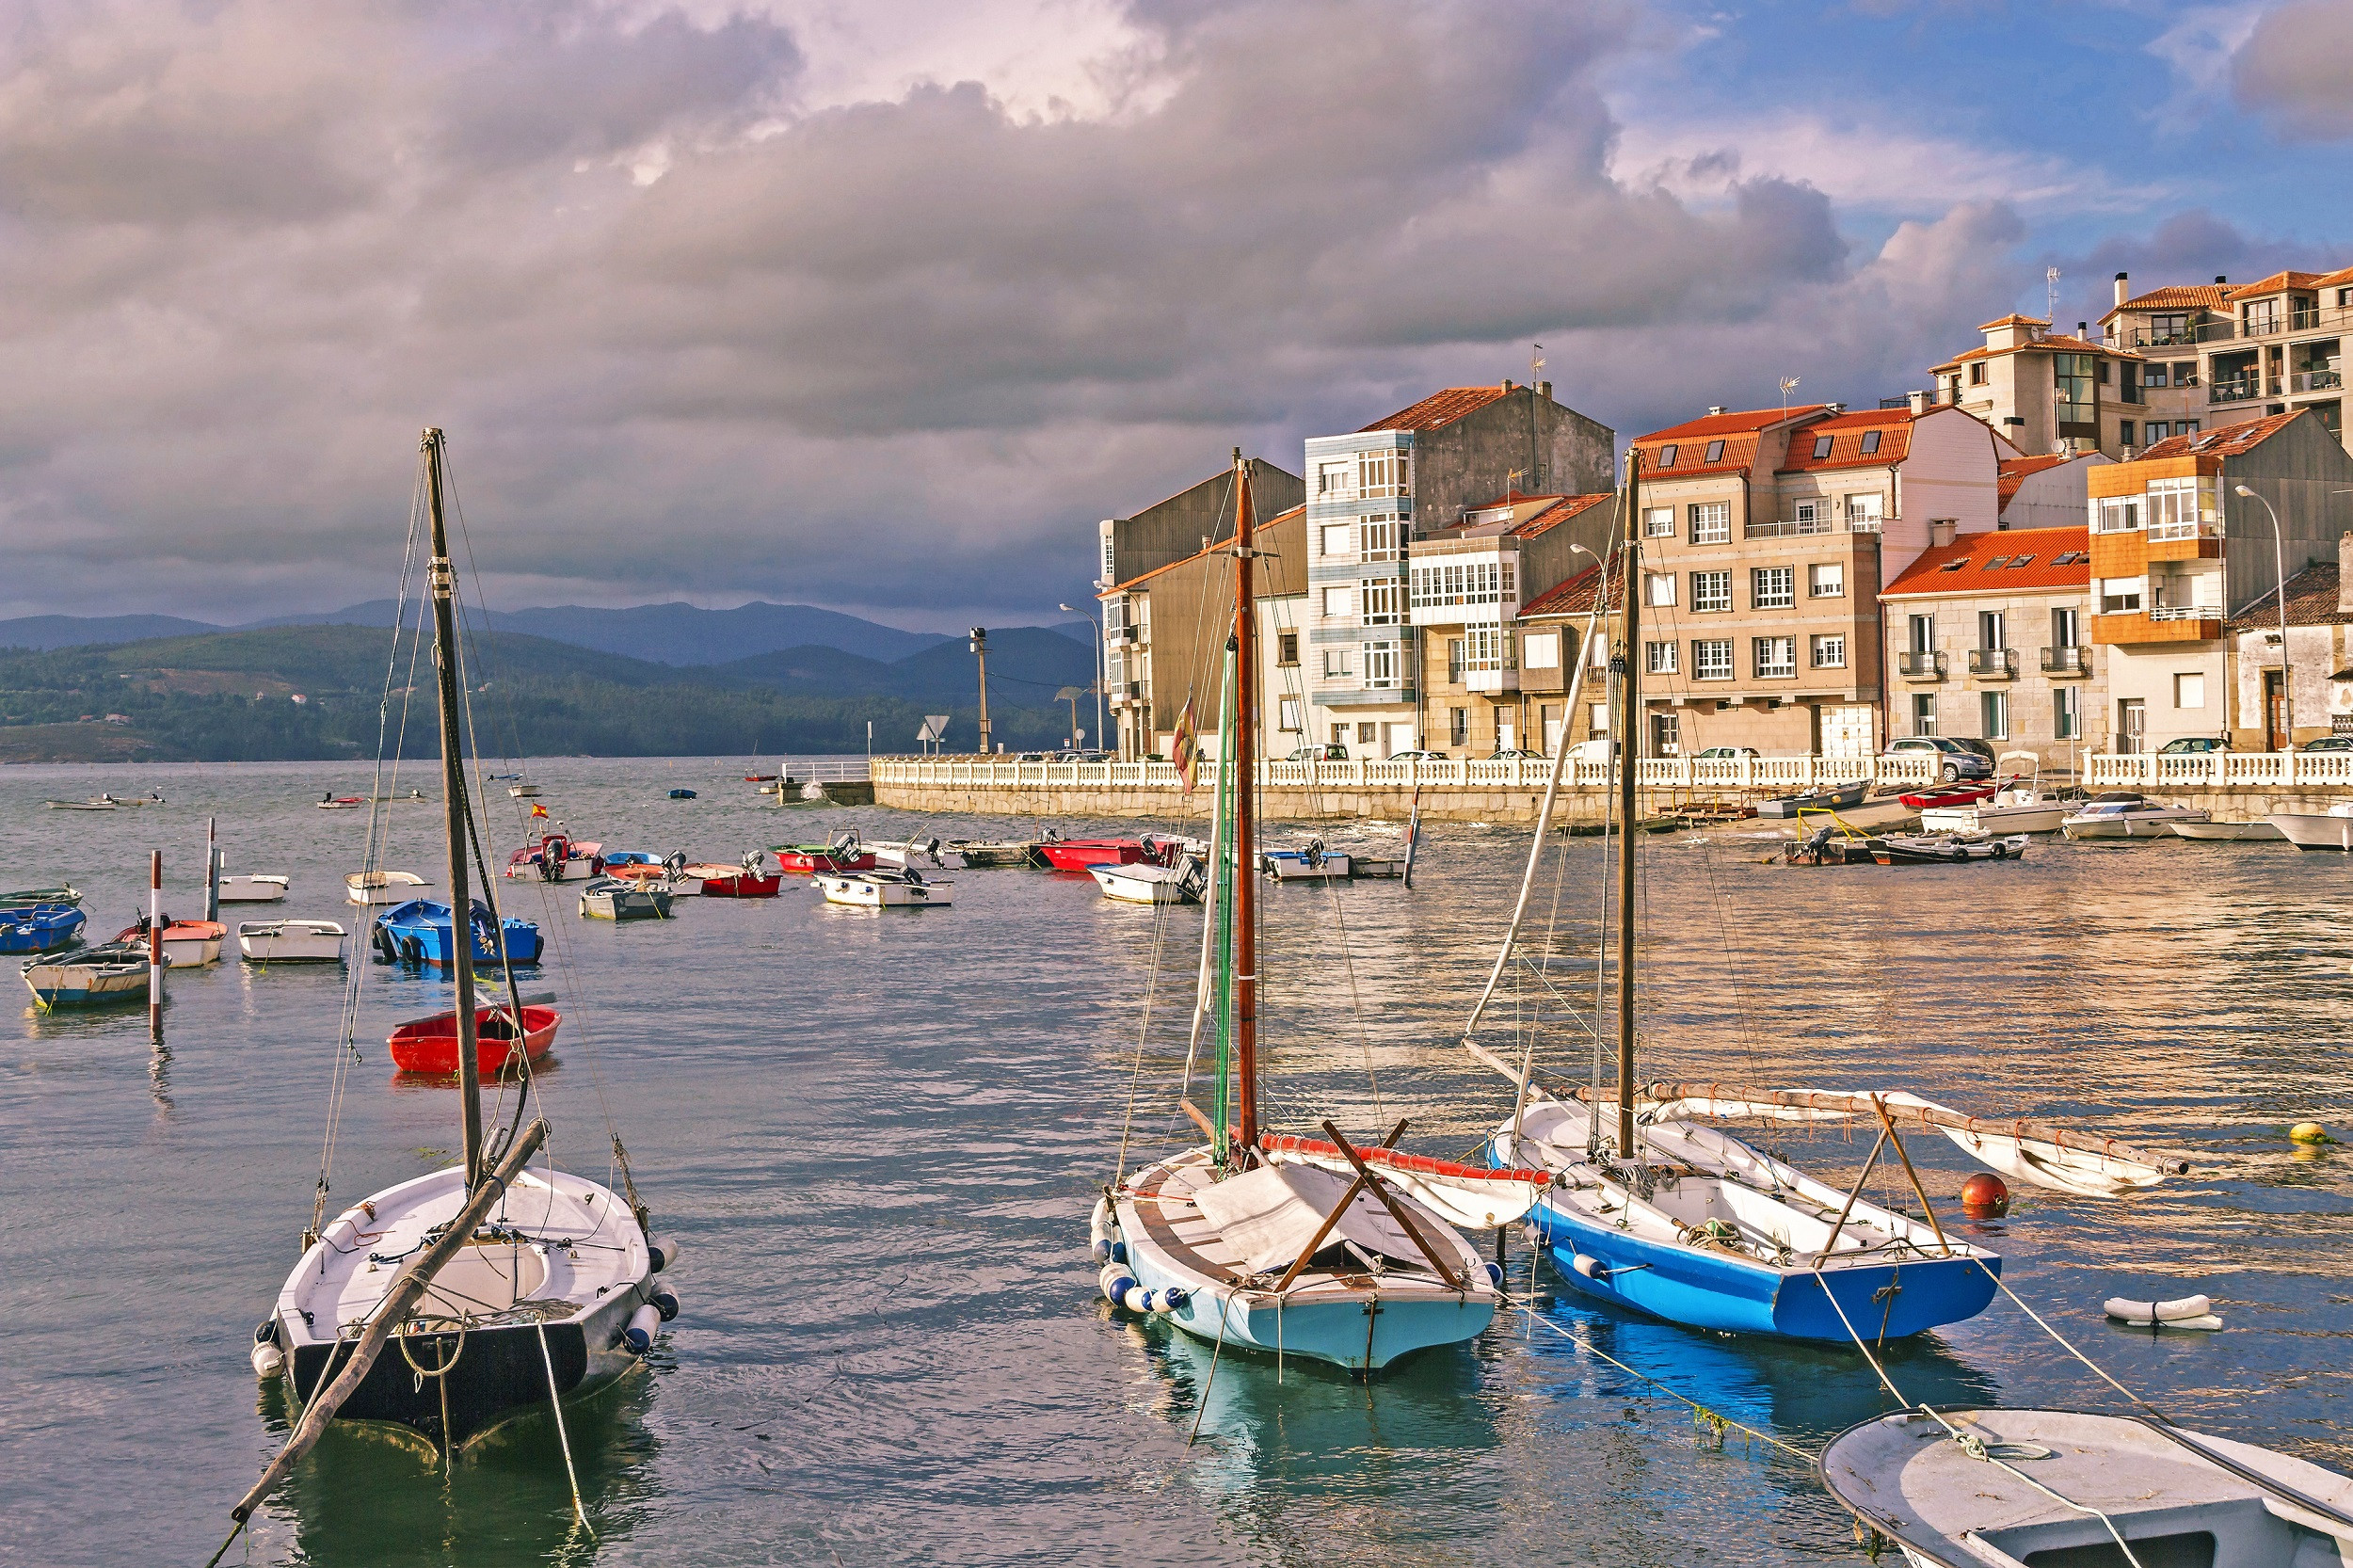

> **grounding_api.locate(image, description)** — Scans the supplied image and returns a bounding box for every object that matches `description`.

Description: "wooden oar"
[1273,1119,1407,1291]
[1319,1120,1465,1291]
[230,1119,548,1525]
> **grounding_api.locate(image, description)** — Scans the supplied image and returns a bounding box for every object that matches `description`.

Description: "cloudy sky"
[3,0,2347,631]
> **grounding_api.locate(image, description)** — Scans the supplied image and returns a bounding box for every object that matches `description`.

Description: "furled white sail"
[1257,1137,1552,1229]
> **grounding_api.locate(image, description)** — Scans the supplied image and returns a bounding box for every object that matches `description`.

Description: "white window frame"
[1693,638,1734,680]
[1754,635,1796,679]
[1645,640,1678,675]
[1522,631,1561,669]
[1643,506,1674,538]
[1362,641,1401,690]
[1360,579,1403,626]
[1689,502,1732,545]
[1753,566,1795,610]
[1691,570,1732,613]
[1809,562,1845,599]
[1320,522,1353,558]
[1981,689,2009,740]
[1811,633,1846,668]
[1278,697,1303,732]
[1321,585,1355,619]
[1645,572,1676,607]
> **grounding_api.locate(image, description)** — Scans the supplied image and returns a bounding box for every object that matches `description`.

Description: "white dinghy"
[1823,1407,2353,1568]
[217,873,291,903]
[867,837,967,871]
[238,920,346,962]
[815,868,952,907]
[1092,856,1204,904]
[345,870,429,905]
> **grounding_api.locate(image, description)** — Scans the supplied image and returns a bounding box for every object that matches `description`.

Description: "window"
[1693,639,1734,680]
[1689,502,1731,544]
[1986,556,2011,570]
[2054,352,2095,426]
[1812,434,1834,458]
[1359,449,1407,497]
[1449,707,1469,747]
[1651,712,1681,756]
[1691,570,1732,612]
[2053,606,2080,647]
[2245,298,2281,335]
[1645,640,1678,675]
[1645,572,1676,607]
[1522,632,1560,670]
[1657,443,1678,468]
[1643,506,1674,538]
[2121,363,2138,403]
[2100,577,2144,614]
[1969,362,1988,386]
[1357,722,1377,744]
[2147,476,2216,539]
[1752,567,1795,610]
[2178,419,2199,437]
[1705,439,1725,463]
[1908,614,1936,654]
[1408,557,1505,610]
[2094,497,2140,534]
[1361,580,1402,626]
[1754,636,1796,678]
[1278,698,1302,732]
[1446,638,1464,683]
[1321,522,1353,558]
[2144,365,2169,389]
[1846,493,1884,529]
[1590,703,1609,737]
[1321,648,1353,679]
[2054,686,2079,739]
[2009,554,2036,568]
[1980,690,2009,740]
[1331,723,1348,745]
[1362,515,1401,561]
[1321,585,1355,618]
[1811,633,1846,668]
[1809,562,1845,598]
[1977,610,2006,650]
[2149,312,2190,346]
[2174,671,2204,709]
[2120,420,2136,447]
[1277,632,1299,667]
[1362,642,1400,689]
[2143,421,2168,440]
[1860,429,1882,456]
[1317,459,1356,498]
[1462,624,1510,675]
[1913,693,1936,735]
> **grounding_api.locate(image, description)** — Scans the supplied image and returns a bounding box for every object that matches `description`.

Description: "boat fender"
[2104,1294,2221,1330]
[648,1235,683,1272]
[624,1302,664,1352]
[1572,1254,1609,1282]
[1088,1196,1113,1260]
[2289,1122,2336,1144]
[650,1285,681,1322]
[251,1335,284,1378]
[1098,1264,1138,1306]
[1482,1261,1505,1288]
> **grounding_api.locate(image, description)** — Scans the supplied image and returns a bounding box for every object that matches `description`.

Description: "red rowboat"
[1038,839,1145,872]
[682,863,783,896]
[1898,782,1997,809]
[770,847,874,874]
[388,1003,560,1077]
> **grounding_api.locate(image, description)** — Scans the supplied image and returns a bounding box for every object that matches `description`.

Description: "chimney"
[2077,321,2089,339]
[1538,380,1552,400]
[1501,379,1516,393]
[1908,390,1931,415]
[1707,405,1726,416]
[2114,271,2129,309]
[2216,275,2228,285]
[1931,520,1958,549]
[2341,533,2353,616]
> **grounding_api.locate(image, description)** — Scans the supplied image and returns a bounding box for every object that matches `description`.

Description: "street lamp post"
[968,627,991,756]
[1060,601,1107,756]
[2233,485,2290,750]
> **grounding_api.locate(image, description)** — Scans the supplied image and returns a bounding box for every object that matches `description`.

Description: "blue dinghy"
[0,904,88,955]
[371,899,542,967]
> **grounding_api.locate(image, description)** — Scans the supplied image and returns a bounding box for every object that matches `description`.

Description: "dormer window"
[1705,440,1725,463]
[1940,559,1968,572]
[1657,443,1678,468]
[1812,435,1834,459]
[1860,429,1882,456]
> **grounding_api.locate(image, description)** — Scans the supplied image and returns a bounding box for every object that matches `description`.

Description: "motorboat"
[1091,857,1204,904]
[666,788,696,799]
[2173,819,2287,841]
[0,904,88,955]
[1782,819,1883,865]
[684,854,781,897]
[237,920,347,962]
[0,885,81,909]
[1261,840,1352,880]
[867,837,967,871]
[318,793,365,810]
[117,916,226,968]
[504,832,603,882]
[2060,792,2210,840]
[2268,801,2353,851]
[344,870,429,905]
[951,839,1046,868]
[1871,832,2029,865]
[371,898,545,966]
[507,780,541,797]
[770,832,874,874]
[1037,837,1146,872]
[580,876,672,920]
[1753,779,1867,819]
[388,1000,560,1077]
[605,853,698,896]
[23,942,150,1008]
[1821,1407,2353,1568]
[814,868,953,908]
[1920,760,2076,835]
[1897,781,1996,810]
[216,873,291,904]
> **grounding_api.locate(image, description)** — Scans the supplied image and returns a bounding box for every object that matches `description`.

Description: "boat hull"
[688,870,782,897]
[1530,1196,2000,1342]
[23,953,149,1007]
[580,883,672,920]
[237,922,346,962]
[387,1004,558,1077]
[770,851,872,875]
[1091,865,1194,904]
[216,876,290,903]
[1121,1242,1497,1372]
[815,873,951,907]
[2268,812,2353,850]
[1038,840,1144,871]
[0,906,88,955]
[281,1318,624,1447]
[372,901,545,966]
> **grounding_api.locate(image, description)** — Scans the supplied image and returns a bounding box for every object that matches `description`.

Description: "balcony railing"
[1897,650,1945,679]
[1966,648,2017,679]
[2291,369,2343,394]
[2147,605,2221,622]
[1748,517,1839,538]
[2088,751,2353,790]
[873,753,1941,792]
[2148,519,2223,542]
[2211,377,2275,404]
[2041,645,2092,675]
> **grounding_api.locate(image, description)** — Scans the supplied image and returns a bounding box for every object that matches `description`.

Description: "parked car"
[1490,747,1541,760]
[1882,736,1993,781]
[1387,748,1449,761]
[1054,749,1112,761]
[2157,736,2231,756]
[1568,738,1620,761]
[2297,735,2353,753]
[1945,738,2000,768]
[1013,750,1060,762]
[1693,745,1761,760]
[1286,743,1350,761]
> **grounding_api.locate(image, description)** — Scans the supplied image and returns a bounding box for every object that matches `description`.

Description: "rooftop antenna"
[1780,376,1800,422]
[1530,343,1545,385]
[2046,266,2061,325]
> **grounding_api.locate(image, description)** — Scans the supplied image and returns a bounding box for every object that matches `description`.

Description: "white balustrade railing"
[2083,752,2353,790]
[871,753,1945,792]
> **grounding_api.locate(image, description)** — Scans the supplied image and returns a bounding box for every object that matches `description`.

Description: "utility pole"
[969,627,991,755]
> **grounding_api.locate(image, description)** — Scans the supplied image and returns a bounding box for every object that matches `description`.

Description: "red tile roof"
[2317,265,2353,291]
[1881,526,2092,599]
[1777,408,1915,473]
[2227,559,2353,631]
[1640,406,1831,441]
[1101,504,1306,593]
[1932,332,2137,371]
[2224,271,2326,302]
[2101,283,2234,322]
[1976,313,2051,331]
[1998,454,2076,506]
[1359,386,1513,433]
[2133,410,2302,463]
[1513,492,1614,538]
[1630,406,1829,479]
[1518,551,1624,617]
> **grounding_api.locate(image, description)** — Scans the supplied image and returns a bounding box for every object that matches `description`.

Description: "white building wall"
[2106,645,2229,750]
[1888,408,2010,578]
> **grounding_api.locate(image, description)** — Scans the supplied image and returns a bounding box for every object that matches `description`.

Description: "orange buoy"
[1960,1172,2010,1216]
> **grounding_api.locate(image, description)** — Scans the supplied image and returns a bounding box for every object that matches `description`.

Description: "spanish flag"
[531,803,549,820]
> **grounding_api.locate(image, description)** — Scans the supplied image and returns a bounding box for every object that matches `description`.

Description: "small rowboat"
[683,861,781,897]
[0,904,88,955]
[814,869,952,908]
[23,942,150,1008]
[1092,860,1202,904]
[0,885,82,909]
[1871,832,2029,866]
[1897,781,1996,810]
[318,793,365,810]
[238,920,347,962]
[388,1002,560,1077]
[504,834,603,882]
[770,833,875,874]
[216,873,291,903]
[118,916,227,967]
[1037,838,1145,872]
[345,870,429,904]
[666,788,696,800]
[951,839,1044,868]
[579,876,672,920]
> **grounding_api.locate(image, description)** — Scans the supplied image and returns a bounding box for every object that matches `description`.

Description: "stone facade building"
[1930,315,2149,460]
[2099,268,2350,455]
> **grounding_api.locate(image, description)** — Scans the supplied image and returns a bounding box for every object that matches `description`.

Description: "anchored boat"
[237,920,346,962]
[0,903,87,955]
[579,875,672,920]
[388,1000,560,1077]
[23,942,150,1008]
[344,870,429,905]
[815,868,953,907]
[372,898,544,966]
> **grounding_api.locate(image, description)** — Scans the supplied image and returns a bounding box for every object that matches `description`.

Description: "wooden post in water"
[148,849,164,1041]
[205,816,219,923]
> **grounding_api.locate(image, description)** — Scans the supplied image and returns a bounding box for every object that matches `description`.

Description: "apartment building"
[1999,453,2110,530]
[2085,410,2353,751]
[1095,458,1304,593]
[1515,550,1621,752]
[1881,524,2105,767]
[1097,502,1307,759]
[1412,490,1616,756]
[1622,401,2011,757]
[1304,383,1614,758]
[1930,314,2150,459]
[2100,268,2351,454]
[2225,541,2353,744]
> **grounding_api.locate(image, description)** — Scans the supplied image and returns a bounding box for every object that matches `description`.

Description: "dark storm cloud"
[0,0,2018,624]
[2233,0,2353,141]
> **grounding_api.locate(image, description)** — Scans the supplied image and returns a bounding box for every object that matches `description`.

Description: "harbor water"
[3,758,2349,1565]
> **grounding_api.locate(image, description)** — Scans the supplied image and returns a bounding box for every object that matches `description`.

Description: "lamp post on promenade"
[2234,485,2290,750]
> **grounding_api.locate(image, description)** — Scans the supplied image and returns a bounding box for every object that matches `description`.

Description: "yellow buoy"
[2288,1122,2334,1145]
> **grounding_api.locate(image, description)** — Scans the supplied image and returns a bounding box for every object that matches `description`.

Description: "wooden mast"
[1231,448,1260,1159]
[422,427,485,1192]
[1616,455,1640,1160]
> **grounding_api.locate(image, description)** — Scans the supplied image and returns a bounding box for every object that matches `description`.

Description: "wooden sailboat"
[233,431,678,1538]
[1097,451,1504,1374]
